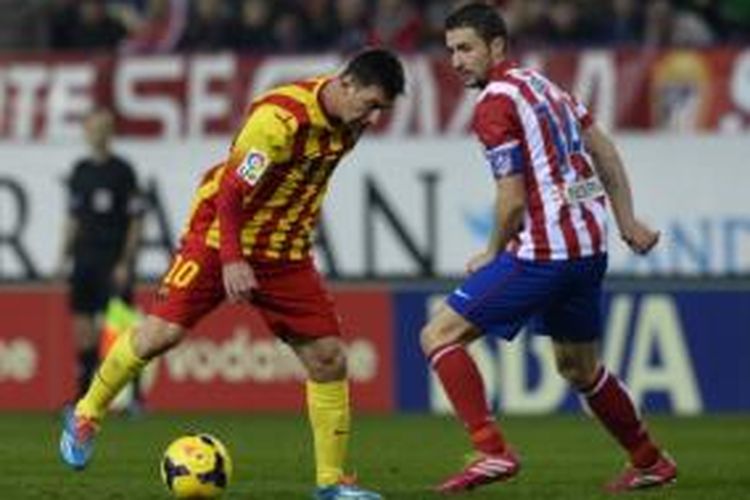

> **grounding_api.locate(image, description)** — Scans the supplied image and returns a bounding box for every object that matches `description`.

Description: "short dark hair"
[343,48,405,100]
[445,2,508,44]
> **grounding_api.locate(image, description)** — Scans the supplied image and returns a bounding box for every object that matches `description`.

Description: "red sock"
[583,367,660,468]
[429,343,506,455]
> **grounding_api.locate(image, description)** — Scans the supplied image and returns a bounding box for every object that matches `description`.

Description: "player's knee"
[308,350,346,382]
[304,339,347,382]
[556,358,596,389]
[420,321,455,356]
[134,316,185,360]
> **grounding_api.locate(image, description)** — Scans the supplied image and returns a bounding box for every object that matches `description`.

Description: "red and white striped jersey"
[473,61,608,261]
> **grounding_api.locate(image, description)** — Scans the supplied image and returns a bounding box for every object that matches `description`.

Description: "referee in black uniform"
[56,108,143,402]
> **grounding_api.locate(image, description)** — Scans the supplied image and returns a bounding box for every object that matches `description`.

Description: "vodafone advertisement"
[0,288,76,408]
[0,286,393,412]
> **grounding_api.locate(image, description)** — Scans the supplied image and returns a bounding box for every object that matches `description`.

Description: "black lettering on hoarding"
[364,171,439,278]
[0,177,39,280]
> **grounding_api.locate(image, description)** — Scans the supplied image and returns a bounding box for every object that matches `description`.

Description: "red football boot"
[606,453,677,493]
[435,449,520,494]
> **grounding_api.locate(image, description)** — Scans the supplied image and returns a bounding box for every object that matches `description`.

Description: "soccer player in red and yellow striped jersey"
[61,49,405,500]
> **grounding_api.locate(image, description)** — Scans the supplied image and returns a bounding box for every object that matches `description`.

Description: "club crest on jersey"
[237,150,269,185]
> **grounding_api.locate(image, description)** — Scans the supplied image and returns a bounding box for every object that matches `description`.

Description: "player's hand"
[620,219,660,255]
[222,260,258,303]
[111,260,130,292]
[466,250,495,274]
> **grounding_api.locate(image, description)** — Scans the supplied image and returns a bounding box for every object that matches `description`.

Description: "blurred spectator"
[273,3,306,53]
[369,0,424,52]
[421,0,456,51]
[178,0,234,51]
[230,0,277,52]
[298,0,338,52]
[686,0,726,37]
[601,0,643,44]
[50,0,127,50]
[719,0,750,40]
[333,0,369,53]
[48,0,78,49]
[2,0,746,53]
[545,0,600,46]
[507,0,552,49]
[0,0,46,51]
[643,0,673,45]
[644,0,714,47]
[120,0,187,54]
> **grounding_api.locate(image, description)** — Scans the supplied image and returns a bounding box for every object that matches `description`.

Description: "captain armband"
[485,141,524,178]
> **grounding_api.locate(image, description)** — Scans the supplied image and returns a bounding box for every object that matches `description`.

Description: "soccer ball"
[161,433,233,499]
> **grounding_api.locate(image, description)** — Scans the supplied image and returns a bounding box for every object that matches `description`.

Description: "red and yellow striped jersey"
[182,76,359,262]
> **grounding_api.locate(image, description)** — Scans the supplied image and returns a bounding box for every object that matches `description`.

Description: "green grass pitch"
[1,412,748,499]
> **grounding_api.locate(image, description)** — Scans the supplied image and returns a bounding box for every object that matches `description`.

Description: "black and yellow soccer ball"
[161,433,233,499]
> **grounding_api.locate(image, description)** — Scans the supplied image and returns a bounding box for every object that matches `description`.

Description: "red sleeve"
[472,94,523,148]
[473,94,526,178]
[569,93,593,129]
[216,167,251,264]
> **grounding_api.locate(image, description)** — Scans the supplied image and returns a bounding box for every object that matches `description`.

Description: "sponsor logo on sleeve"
[236,150,269,186]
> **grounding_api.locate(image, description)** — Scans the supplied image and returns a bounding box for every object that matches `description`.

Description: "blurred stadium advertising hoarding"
[1,50,748,413]
[0,287,394,412]
[0,283,748,413]
[1,50,749,279]
[0,49,748,139]
[0,135,749,279]
[1,49,749,279]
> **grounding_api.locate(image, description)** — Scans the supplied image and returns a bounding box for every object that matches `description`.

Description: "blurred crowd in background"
[0,0,748,55]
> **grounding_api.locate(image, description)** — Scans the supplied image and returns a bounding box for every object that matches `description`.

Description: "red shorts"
[148,242,341,339]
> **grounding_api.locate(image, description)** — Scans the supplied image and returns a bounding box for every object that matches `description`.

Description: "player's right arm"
[216,103,297,301]
[584,124,659,254]
[467,94,527,273]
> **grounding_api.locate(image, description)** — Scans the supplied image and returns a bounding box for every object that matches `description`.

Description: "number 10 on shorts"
[162,254,201,288]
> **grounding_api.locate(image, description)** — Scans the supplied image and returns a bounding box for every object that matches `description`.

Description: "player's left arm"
[583,123,659,254]
[216,105,296,301]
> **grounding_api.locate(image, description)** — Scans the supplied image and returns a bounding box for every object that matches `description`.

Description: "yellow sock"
[76,328,146,421]
[307,379,350,487]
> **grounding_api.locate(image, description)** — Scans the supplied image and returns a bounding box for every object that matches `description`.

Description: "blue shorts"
[446,252,608,342]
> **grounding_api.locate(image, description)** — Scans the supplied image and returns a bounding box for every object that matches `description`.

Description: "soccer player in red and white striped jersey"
[420,3,676,494]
